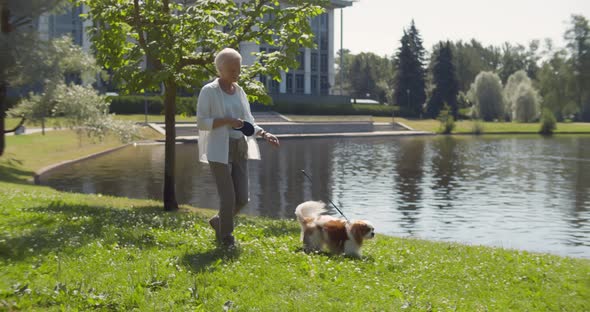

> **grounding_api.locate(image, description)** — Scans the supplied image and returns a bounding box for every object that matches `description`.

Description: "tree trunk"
[0,81,6,157]
[1,5,11,157]
[163,80,178,211]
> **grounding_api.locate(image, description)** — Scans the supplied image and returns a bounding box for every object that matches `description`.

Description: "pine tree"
[394,21,427,117]
[428,41,459,118]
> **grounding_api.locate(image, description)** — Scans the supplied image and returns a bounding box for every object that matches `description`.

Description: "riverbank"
[1,129,589,310]
[8,115,590,136]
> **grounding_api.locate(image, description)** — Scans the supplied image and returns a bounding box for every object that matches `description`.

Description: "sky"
[333,0,590,57]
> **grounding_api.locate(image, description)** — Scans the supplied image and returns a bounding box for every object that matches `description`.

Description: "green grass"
[2,182,589,311]
[372,117,590,134]
[1,124,589,310]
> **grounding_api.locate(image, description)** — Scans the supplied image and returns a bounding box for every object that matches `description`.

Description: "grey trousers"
[209,137,249,241]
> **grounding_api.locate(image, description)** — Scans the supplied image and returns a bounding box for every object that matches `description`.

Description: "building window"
[311,52,318,72]
[320,75,329,96]
[311,76,318,95]
[320,54,328,73]
[286,73,293,94]
[296,74,304,94]
[270,79,280,94]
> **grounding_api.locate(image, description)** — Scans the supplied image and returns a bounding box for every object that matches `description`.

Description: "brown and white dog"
[295,200,375,258]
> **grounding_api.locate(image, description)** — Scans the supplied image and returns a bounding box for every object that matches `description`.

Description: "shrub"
[539,108,557,135]
[504,71,540,122]
[108,96,196,115]
[437,104,455,134]
[472,119,484,135]
[469,71,504,121]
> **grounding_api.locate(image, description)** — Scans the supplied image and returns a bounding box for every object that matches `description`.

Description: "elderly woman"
[197,48,280,248]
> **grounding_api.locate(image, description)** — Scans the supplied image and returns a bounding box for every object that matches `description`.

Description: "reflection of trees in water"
[394,138,425,233]
[252,139,333,218]
[573,140,590,214]
[568,139,590,245]
[430,137,463,208]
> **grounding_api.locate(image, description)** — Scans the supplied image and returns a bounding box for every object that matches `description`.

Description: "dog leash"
[300,169,350,222]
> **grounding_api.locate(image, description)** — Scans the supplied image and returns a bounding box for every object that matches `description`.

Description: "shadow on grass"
[0,200,208,262]
[292,246,375,261]
[182,246,241,273]
[0,159,34,185]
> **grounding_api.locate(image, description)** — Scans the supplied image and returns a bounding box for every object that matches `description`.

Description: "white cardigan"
[196,79,263,164]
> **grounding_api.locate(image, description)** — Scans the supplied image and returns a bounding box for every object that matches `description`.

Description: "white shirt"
[222,91,245,139]
[196,79,264,164]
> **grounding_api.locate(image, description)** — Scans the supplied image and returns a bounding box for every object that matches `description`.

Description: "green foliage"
[447,40,501,92]
[539,108,557,135]
[537,49,577,121]
[498,42,540,83]
[348,53,394,103]
[437,104,455,134]
[394,21,427,117]
[428,41,459,118]
[504,70,540,122]
[565,15,590,121]
[334,48,354,93]
[469,71,505,121]
[471,119,485,135]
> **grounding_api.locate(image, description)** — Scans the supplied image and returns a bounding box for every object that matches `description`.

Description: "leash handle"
[300,169,350,222]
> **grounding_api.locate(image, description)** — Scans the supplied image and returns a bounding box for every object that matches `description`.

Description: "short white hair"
[214,48,242,72]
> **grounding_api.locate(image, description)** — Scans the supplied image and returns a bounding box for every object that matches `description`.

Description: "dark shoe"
[208,216,220,241]
[221,235,236,249]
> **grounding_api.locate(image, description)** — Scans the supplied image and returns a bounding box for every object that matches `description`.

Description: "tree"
[8,36,103,134]
[512,83,540,122]
[450,39,501,92]
[565,14,590,121]
[334,48,353,95]
[81,0,324,211]
[0,0,67,156]
[498,43,524,83]
[427,41,459,118]
[394,21,426,117]
[537,47,577,120]
[468,71,504,121]
[504,70,540,122]
[348,52,393,103]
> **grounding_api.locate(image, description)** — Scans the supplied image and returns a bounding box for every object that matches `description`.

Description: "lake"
[40,135,590,258]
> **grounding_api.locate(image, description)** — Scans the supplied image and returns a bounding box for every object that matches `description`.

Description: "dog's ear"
[350,222,372,245]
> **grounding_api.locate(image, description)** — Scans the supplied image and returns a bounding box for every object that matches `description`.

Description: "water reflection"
[41,135,590,258]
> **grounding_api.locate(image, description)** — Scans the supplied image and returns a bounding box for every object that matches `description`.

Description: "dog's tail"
[295,200,327,224]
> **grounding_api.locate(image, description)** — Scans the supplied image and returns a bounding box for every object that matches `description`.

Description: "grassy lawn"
[376,117,590,134]
[1,126,589,310]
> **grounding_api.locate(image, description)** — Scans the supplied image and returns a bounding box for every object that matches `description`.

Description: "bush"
[504,71,540,122]
[469,71,504,121]
[539,109,557,135]
[352,104,397,116]
[437,104,455,134]
[472,119,484,135]
[108,95,196,115]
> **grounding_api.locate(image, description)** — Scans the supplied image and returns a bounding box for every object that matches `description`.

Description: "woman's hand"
[212,118,243,129]
[262,132,280,147]
[228,118,244,129]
